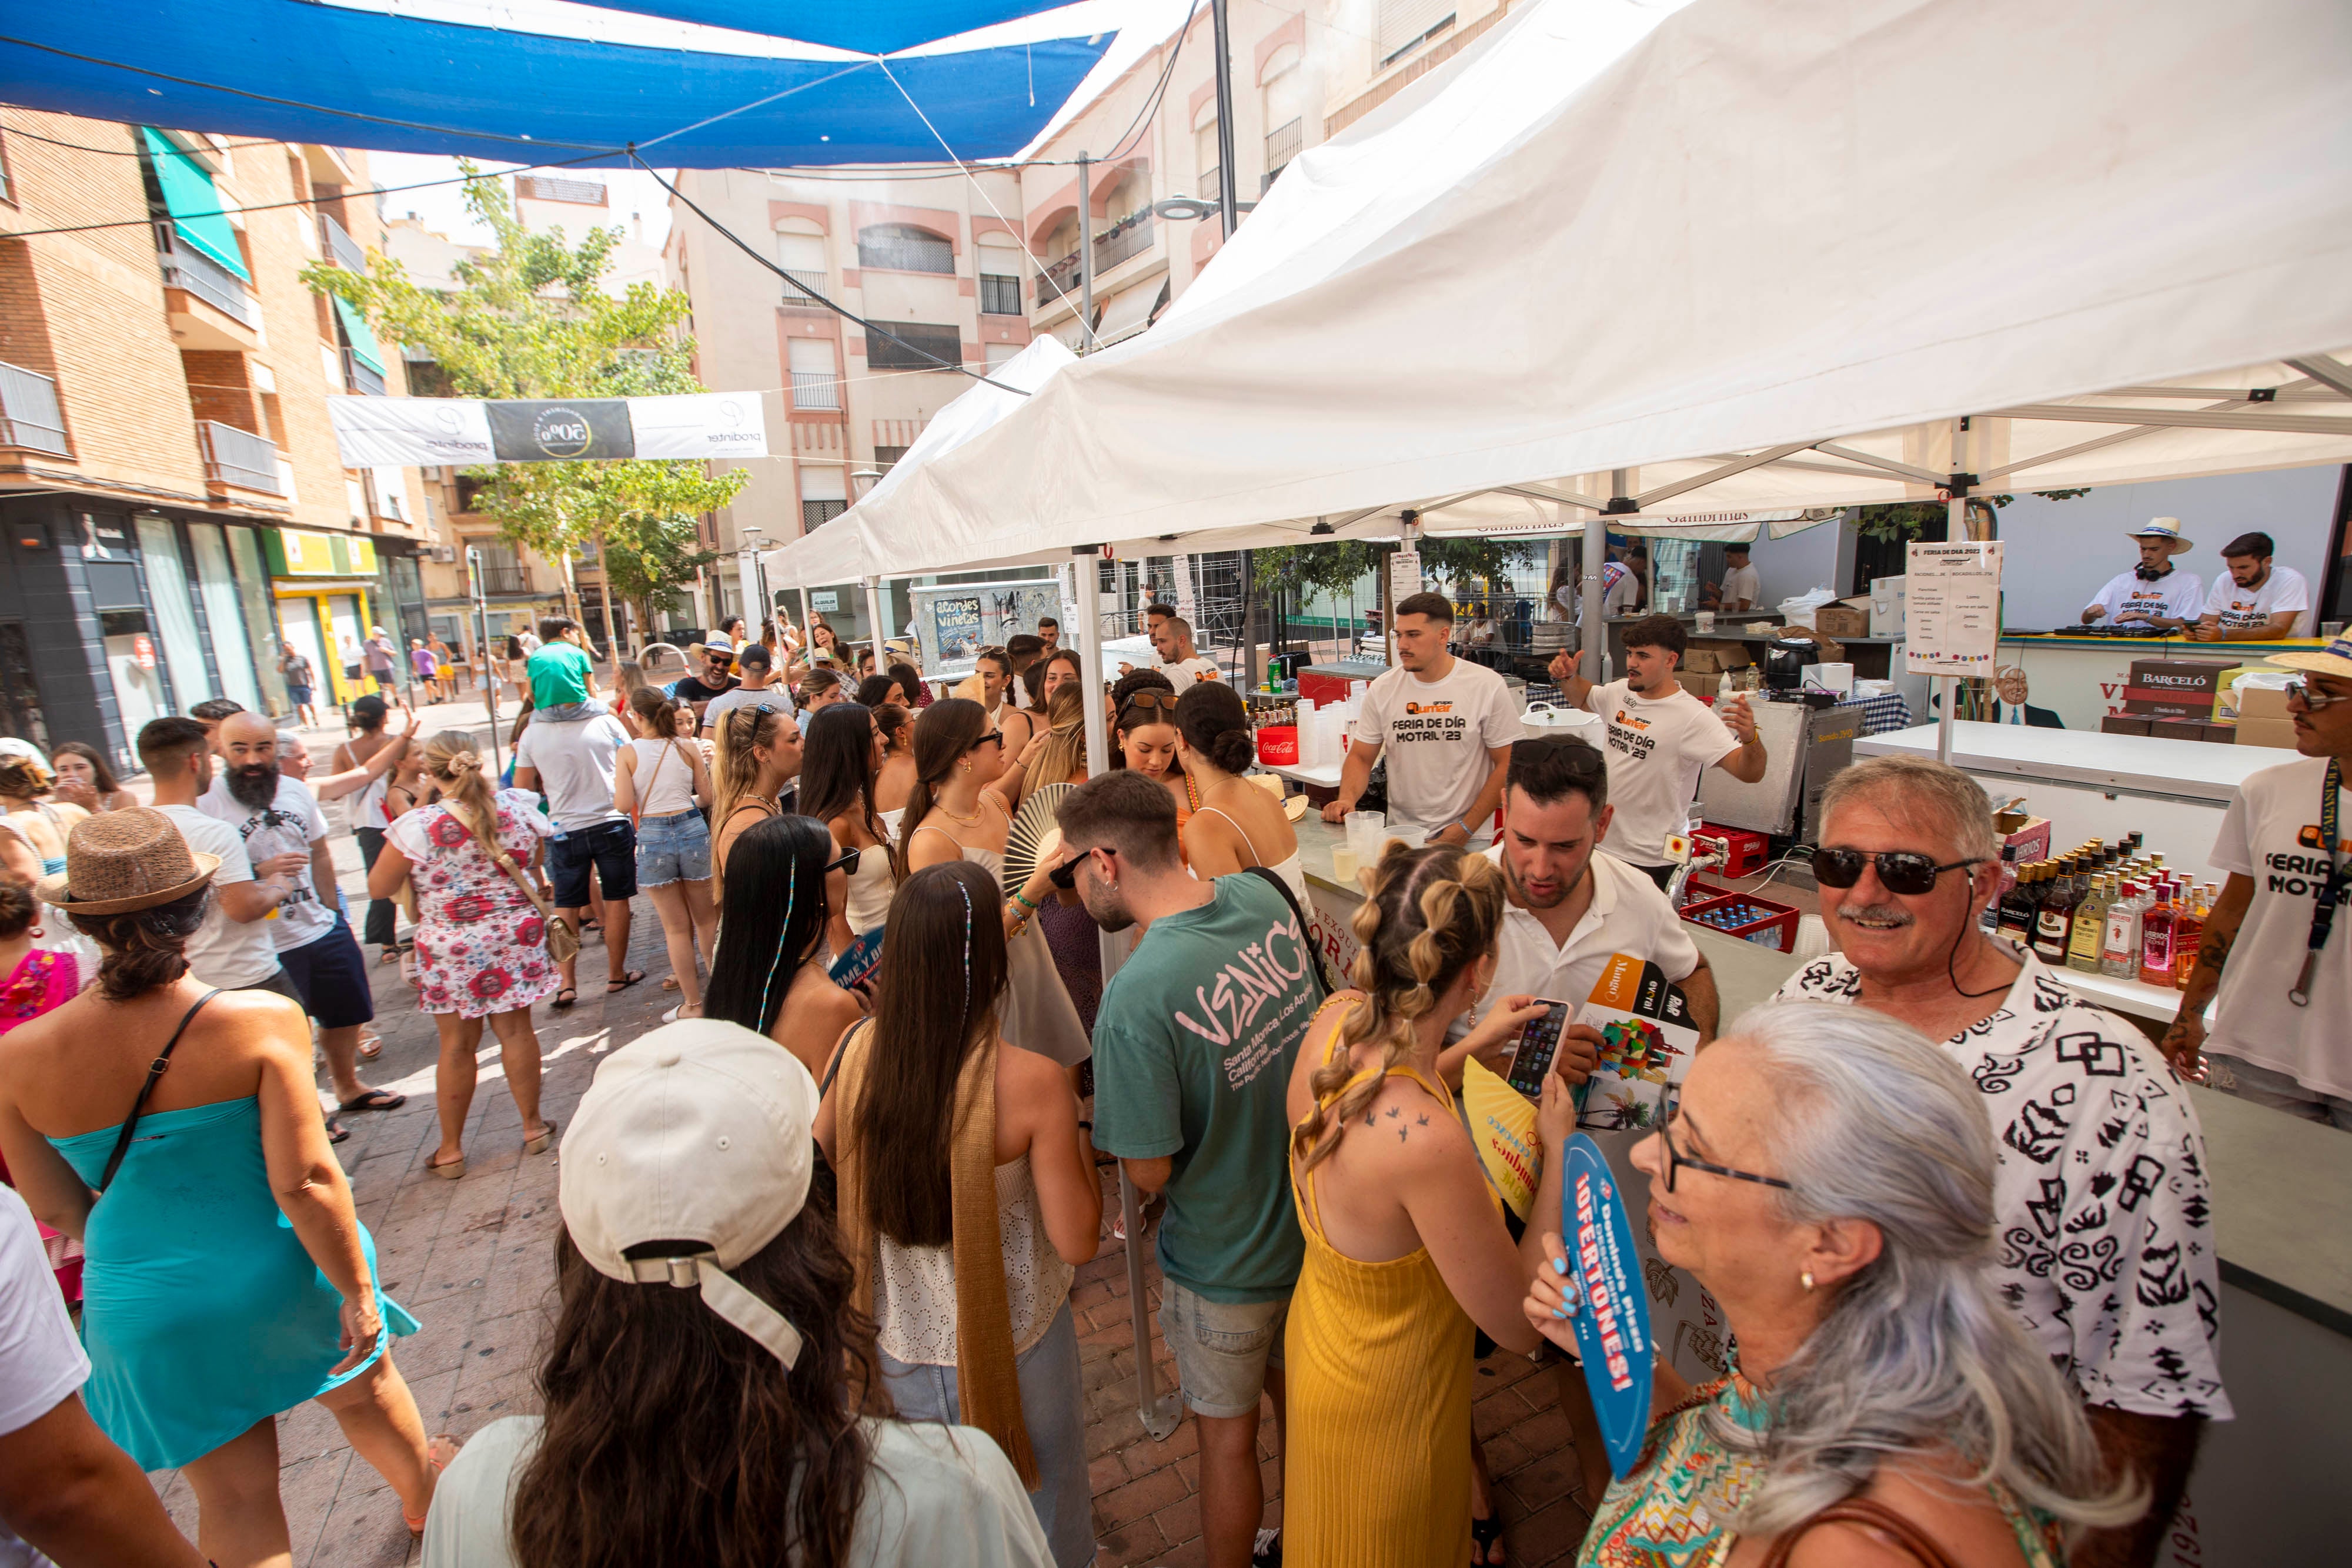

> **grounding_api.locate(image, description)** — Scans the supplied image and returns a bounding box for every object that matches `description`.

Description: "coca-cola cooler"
[1297,658,1391,707]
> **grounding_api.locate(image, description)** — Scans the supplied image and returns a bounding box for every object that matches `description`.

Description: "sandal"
[551,986,578,1009]
[337,1088,407,1114]
[356,1029,384,1061]
[1471,1513,1505,1566]
[661,975,681,991]
[327,1118,350,1145]
[523,1119,559,1156]
[426,1152,466,1181]
[606,969,646,994]
[404,1433,465,1534]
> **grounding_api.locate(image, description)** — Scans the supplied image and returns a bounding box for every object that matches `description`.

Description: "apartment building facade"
[0,109,433,771]
[665,166,1034,638]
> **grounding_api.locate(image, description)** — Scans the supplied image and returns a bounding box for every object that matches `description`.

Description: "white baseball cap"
[559,1019,820,1368]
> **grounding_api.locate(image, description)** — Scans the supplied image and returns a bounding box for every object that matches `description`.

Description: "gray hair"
[1817,754,1997,863]
[1704,1002,2143,1536]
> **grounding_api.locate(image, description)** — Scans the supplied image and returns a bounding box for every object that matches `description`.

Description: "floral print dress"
[386,790,557,1018]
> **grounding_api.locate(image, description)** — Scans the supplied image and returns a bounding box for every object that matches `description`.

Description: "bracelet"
[1011,888,1041,912]
[1077,1119,1093,1132]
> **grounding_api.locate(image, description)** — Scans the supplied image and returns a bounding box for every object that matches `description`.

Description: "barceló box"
[2123,659,2235,720]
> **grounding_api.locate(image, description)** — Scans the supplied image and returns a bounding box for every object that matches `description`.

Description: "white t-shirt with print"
[1353,657,1522,844]
[1579,680,1740,867]
[2205,753,2348,1098]
[156,803,282,988]
[0,1185,88,1439]
[1160,655,1220,693]
[2202,564,2311,637]
[513,713,630,833]
[198,774,335,952]
[1718,561,1762,609]
[1775,946,2231,1420]
[1458,847,1700,1037]
[2090,567,2203,625]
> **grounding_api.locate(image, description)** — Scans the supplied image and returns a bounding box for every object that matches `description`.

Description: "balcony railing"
[197,420,285,494]
[319,212,368,273]
[342,347,386,397]
[1263,118,1302,193]
[781,268,828,302]
[1034,210,1157,307]
[155,225,256,327]
[476,564,532,596]
[1198,166,1221,200]
[978,273,1021,316]
[1037,255,1077,306]
[0,362,71,456]
[790,370,841,409]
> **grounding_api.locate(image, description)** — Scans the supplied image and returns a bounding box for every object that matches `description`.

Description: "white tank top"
[843,830,896,934]
[872,1153,1074,1365]
[1194,804,1308,905]
[627,738,700,818]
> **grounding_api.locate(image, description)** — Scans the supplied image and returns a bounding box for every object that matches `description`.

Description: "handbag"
[443,801,580,965]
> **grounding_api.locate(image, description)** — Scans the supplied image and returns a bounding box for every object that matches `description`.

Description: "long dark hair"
[627,683,681,744]
[52,741,122,797]
[704,815,833,1038]
[512,1212,880,1568]
[67,887,209,1001]
[887,661,926,706]
[853,675,897,710]
[874,703,911,755]
[893,698,986,870]
[850,861,1008,1247]
[798,701,882,848]
[1177,680,1257,776]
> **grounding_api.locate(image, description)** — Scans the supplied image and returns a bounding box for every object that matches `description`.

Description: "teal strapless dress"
[51,1095,419,1471]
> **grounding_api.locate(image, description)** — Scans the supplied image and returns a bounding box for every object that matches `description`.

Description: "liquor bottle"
[2069,875,2112,972]
[2101,880,2145,978]
[2034,859,2079,965]
[2139,883,2179,987]
[2170,884,2206,990]
[1997,861,2042,944]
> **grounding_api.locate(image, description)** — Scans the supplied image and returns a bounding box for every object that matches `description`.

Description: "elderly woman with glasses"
[1525,1001,2144,1566]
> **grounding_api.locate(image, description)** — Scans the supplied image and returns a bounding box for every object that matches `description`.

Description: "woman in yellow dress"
[1281,842,1576,1567]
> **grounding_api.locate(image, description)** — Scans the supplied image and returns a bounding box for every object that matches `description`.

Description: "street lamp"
[1151,195,1255,223]
[850,467,884,499]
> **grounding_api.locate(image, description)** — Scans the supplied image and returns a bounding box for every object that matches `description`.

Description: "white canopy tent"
[796,0,2352,588]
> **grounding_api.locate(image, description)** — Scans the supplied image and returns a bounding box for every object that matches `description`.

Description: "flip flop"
[661,975,680,991]
[338,1088,407,1114]
[356,1029,384,1061]
[551,986,578,1009]
[405,1433,465,1534]
[328,1118,350,1145]
[606,969,646,994]
[1471,1514,1505,1566]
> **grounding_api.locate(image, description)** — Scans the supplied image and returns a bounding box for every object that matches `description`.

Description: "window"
[801,464,848,530]
[777,229,828,300]
[1262,47,1305,192]
[857,223,954,274]
[788,337,839,409]
[873,446,910,474]
[977,239,1023,315]
[866,323,961,373]
[1195,118,1221,200]
[1375,0,1455,63]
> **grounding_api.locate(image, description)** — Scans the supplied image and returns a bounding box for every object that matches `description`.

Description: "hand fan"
[1003,781,1075,892]
[1561,1133,1656,1477]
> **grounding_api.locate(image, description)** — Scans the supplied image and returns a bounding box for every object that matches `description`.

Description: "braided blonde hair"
[1291,842,1506,1174]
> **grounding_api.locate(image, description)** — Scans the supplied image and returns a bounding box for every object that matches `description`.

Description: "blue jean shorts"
[548,819,637,908]
[634,808,711,888]
[1159,1279,1288,1419]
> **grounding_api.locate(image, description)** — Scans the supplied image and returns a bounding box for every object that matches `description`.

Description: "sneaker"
[1252,1528,1281,1567]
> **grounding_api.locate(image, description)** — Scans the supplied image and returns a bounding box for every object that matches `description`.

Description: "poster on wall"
[910,579,1063,677]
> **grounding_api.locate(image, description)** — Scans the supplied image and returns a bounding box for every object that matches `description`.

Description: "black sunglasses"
[1659,1095,1792,1194]
[1810,847,1983,897]
[977,730,1004,750]
[825,846,861,876]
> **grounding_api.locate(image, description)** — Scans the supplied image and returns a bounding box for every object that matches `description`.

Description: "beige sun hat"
[35,807,219,915]
[2266,633,2352,681]
[2127,518,2195,554]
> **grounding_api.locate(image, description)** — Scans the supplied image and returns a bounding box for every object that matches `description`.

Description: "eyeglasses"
[977,730,1004,750]
[825,846,861,876]
[1120,691,1178,718]
[2285,678,2343,711]
[1810,847,1983,897]
[1658,1096,1791,1194]
[1053,841,1108,890]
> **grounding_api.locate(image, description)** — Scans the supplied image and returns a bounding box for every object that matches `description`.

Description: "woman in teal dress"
[0,808,453,1566]
[1522,1002,2144,1567]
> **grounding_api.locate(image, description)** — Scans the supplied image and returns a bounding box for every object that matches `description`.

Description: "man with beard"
[201,713,403,1135]
[1772,754,2226,1568]
[2082,517,2205,630]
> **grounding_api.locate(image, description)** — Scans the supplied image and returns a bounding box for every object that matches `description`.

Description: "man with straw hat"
[2080,517,2205,631]
[2166,633,2352,1126]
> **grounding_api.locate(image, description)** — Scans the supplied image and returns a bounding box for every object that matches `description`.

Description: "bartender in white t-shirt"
[2193,530,2313,641]
[1548,614,1766,887]
[2082,518,2204,630]
[1706,543,1762,613]
[1322,593,1521,847]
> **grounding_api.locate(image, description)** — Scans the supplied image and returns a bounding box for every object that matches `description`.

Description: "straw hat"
[2127,517,2194,554]
[2267,633,2352,681]
[36,807,219,915]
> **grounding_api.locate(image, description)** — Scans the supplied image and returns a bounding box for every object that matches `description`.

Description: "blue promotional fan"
[1559,1134,1655,1478]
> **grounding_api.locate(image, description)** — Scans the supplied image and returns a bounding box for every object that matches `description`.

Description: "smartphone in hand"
[1505,1000,1572,1100]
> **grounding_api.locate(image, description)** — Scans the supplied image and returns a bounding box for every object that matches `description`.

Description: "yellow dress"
[1283,1016,1477,1568]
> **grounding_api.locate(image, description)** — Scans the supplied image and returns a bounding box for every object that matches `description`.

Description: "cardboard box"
[2237,717,2301,748]
[2123,658,2236,719]
[1679,670,1722,699]
[1682,640,1753,673]
[1813,605,1872,638]
[2235,685,2292,722]
[2101,715,2154,736]
[2148,716,2212,744]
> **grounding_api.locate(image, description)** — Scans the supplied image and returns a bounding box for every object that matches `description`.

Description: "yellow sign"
[270,529,377,577]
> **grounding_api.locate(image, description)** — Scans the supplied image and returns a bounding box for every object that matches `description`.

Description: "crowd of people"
[4,595,2339,1568]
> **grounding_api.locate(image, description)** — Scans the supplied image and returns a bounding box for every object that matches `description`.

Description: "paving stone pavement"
[126,706,1599,1565]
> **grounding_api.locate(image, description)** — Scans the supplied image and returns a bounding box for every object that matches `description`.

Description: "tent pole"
[737,546,761,641]
[1938,492,1964,763]
[861,574,888,657]
[1075,543,1180,1440]
[1581,506,1608,683]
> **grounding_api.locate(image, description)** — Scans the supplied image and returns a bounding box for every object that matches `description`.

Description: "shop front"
[266,527,380,707]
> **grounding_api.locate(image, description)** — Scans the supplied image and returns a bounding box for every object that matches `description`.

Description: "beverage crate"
[1693,823,1770,877]
[1679,880,1801,952]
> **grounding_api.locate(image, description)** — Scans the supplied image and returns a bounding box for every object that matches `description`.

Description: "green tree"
[1249,536,1540,657]
[304,167,745,657]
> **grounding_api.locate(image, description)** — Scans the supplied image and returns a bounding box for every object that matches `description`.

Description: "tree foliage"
[1852,490,2092,543]
[1250,536,1541,599]
[303,168,744,647]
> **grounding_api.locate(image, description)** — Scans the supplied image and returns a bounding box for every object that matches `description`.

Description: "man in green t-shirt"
[1060,771,1320,1568]
[526,616,600,716]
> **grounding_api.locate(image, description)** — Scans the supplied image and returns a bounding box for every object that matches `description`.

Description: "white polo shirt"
[1458,845,1700,1036]
[2203,565,2311,637]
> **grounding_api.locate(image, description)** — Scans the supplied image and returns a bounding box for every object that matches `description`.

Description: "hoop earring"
[1800,1270,1816,1292]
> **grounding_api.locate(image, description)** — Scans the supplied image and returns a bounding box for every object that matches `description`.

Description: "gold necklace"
[936,795,985,827]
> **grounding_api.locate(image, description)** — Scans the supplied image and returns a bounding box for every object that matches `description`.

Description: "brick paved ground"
[130,697,1599,1566]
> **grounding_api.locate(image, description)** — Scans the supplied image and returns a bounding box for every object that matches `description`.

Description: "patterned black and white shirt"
[1774,945,2232,1420]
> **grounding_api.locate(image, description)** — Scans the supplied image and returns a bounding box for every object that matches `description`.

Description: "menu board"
[1905,540,2004,675]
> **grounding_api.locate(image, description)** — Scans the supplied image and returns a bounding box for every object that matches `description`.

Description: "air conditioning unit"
[427,544,456,563]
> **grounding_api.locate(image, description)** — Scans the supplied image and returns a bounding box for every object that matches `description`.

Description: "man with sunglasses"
[2166,639,2352,1129]
[671,637,741,724]
[1773,754,2226,1568]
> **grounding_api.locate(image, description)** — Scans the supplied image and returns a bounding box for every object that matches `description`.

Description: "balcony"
[156,224,258,342]
[978,273,1021,316]
[1034,211,1157,308]
[342,347,386,397]
[1037,254,1078,306]
[1262,118,1302,193]
[781,268,828,302]
[1198,166,1221,200]
[790,370,841,410]
[0,362,71,456]
[867,323,962,373]
[197,420,285,494]
[319,213,368,273]
[477,564,533,596]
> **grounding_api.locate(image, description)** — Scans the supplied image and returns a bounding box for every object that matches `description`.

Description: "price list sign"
[1905,540,2004,675]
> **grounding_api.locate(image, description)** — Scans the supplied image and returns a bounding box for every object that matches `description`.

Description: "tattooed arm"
[2076,1406,2204,1568]
[2160,874,2253,1076]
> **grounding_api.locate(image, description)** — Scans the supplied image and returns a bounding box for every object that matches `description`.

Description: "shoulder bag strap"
[1245,865,1332,998]
[820,1018,872,1098]
[96,988,222,1194]
[1755,1497,1966,1568]
[629,741,677,831]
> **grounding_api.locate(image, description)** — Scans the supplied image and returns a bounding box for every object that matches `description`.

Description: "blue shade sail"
[140,125,249,278]
[560,0,1082,57]
[3,2,1114,168]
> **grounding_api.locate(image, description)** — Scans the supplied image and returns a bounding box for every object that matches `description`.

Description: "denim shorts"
[634,808,711,888]
[548,819,637,908]
[1158,1279,1288,1419]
